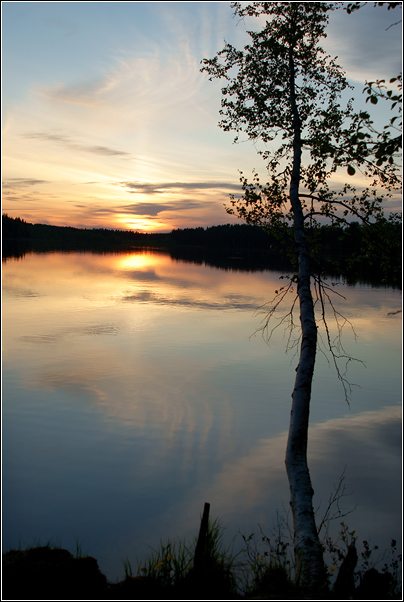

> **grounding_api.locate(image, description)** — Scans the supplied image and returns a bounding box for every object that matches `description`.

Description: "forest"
[2,213,401,287]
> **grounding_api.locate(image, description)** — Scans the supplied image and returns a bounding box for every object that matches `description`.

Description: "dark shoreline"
[3,542,401,600]
[2,214,402,288]
[2,237,401,289]
[2,545,217,601]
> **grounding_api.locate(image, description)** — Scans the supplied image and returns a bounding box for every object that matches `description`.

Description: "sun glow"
[120,218,168,232]
[116,251,170,272]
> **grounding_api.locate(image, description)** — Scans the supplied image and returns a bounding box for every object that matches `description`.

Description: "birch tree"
[201,1,401,592]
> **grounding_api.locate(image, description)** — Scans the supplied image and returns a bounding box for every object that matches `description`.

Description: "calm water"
[2,249,402,581]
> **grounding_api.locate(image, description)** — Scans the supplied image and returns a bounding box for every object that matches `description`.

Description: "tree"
[201,1,401,592]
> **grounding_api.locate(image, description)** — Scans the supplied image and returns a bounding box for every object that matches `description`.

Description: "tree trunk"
[285,45,327,592]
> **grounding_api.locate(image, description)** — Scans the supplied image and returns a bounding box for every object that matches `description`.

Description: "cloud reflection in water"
[2,249,401,581]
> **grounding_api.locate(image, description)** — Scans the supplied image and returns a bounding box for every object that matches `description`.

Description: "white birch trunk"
[285,46,327,591]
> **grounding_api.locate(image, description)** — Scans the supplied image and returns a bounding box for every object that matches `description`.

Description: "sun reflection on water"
[2,248,402,582]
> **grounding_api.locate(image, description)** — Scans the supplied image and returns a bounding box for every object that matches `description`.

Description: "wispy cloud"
[81,200,206,217]
[2,178,52,205]
[1,7,249,232]
[5,2,399,232]
[3,178,49,188]
[35,46,206,129]
[23,131,130,157]
[117,181,241,195]
[37,78,115,108]
[121,290,266,312]
[119,201,203,216]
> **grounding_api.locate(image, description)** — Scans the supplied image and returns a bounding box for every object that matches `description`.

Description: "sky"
[1,1,402,232]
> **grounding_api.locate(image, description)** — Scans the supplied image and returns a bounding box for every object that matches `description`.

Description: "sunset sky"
[2,1,402,232]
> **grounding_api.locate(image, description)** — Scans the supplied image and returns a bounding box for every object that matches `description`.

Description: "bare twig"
[314,275,366,406]
[316,467,357,539]
[253,278,300,353]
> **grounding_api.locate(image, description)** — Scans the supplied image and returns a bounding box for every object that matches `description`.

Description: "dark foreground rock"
[2,546,400,600]
[2,546,240,600]
[2,547,108,600]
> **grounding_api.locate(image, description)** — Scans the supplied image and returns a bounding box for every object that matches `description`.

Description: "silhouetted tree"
[202,1,401,592]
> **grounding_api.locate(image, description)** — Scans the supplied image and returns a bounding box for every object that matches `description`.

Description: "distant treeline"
[1,214,286,252]
[1,214,169,247]
[170,221,402,287]
[2,214,401,287]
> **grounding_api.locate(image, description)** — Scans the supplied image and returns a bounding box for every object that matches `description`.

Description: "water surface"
[2,249,402,581]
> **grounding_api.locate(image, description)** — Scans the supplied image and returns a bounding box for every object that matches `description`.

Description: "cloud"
[35,46,206,124]
[325,5,402,83]
[36,77,117,108]
[121,290,266,312]
[23,130,130,157]
[3,178,49,188]
[117,181,241,195]
[181,405,402,546]
[87,145,129,157]
[119,201,203,216]
[2,178,53,206]
[77,200,208,218]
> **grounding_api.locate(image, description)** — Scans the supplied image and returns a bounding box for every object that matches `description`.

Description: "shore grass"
[2,518,402,600]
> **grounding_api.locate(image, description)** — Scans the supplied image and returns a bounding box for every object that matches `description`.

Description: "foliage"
[135,538,192,588]
[127,484,401,598]
[201,0,401,591]
[362,74,402,166]
[323,524,402,599]
[240,518,402,599]
[346,2,402,16]
[332,2,401,183]
[239,519,296,597]
[3,516,401,599]
[201,1,401,263]
[133,517,240,596]
[73,537,88,559]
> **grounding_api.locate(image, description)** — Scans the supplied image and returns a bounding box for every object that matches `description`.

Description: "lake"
[2,248,402,582]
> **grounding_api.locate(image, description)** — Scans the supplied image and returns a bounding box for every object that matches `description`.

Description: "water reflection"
[195,405,401,529]
[2,249,402,582]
